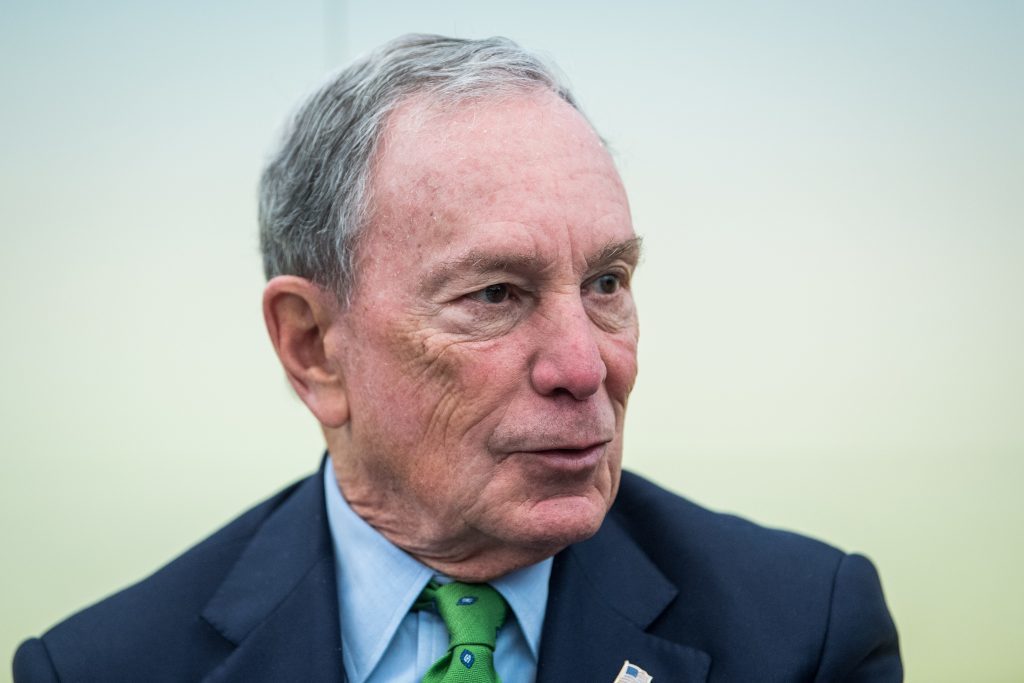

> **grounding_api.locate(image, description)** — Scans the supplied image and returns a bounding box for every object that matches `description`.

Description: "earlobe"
[262,276,350,427]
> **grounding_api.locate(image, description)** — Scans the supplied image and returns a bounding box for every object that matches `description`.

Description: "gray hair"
[258,33,588,303]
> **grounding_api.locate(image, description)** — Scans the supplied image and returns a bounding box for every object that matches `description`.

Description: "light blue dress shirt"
[323,464,552,683]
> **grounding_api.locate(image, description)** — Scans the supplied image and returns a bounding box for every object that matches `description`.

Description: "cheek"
[364,319,524,449]
[424,339,527,438]
[603,332,639,404]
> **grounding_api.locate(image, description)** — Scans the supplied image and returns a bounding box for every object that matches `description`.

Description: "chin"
[452,492,615,582]
[511,493,611,550]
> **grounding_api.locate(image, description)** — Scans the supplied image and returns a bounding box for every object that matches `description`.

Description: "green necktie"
[415,580,507,683]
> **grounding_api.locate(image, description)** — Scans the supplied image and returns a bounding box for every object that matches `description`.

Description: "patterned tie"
[415,580,507,683]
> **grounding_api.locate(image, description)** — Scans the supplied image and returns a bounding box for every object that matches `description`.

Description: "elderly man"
[14,35,901,682]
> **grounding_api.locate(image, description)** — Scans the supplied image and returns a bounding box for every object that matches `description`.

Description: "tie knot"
[419,581,507,650]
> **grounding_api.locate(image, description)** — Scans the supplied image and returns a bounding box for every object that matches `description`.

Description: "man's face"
[326,90,639,577]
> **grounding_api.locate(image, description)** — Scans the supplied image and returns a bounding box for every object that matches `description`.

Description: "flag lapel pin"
[613,659,653,683]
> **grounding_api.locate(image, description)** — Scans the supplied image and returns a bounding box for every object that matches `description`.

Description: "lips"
[515,438,610,452]
[487,407,618,472]
[512,441,609,474]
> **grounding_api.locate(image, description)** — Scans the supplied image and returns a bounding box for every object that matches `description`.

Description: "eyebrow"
[587,237,644,271]
[422,251,541,295]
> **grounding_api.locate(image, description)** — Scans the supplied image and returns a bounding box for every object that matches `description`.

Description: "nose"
[529,297,607,400]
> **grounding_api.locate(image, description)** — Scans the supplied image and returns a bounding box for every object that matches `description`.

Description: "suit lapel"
[200,467,346,682]
[537,514,710,683]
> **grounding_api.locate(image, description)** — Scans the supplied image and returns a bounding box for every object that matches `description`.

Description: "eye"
[590,273,622,295]
[470,283,512,304]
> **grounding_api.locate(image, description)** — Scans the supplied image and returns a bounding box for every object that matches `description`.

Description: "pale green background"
[2,2,1022,681]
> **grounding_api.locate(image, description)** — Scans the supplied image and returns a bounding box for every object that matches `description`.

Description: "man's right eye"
[469,283,512,304]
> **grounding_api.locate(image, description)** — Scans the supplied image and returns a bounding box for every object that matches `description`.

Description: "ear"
[262,275,349,428]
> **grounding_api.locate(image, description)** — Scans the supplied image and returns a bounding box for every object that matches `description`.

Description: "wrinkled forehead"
[365,90,624,232]
[371,90,611,195]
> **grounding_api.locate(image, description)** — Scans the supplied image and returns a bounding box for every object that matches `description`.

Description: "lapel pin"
[613,659,653,682]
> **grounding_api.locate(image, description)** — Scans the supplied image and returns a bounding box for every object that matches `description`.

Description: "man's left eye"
[590,273,621,295]
[469,283,512,304]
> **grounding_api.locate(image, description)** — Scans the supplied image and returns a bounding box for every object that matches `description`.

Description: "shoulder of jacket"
[30,472,316,679]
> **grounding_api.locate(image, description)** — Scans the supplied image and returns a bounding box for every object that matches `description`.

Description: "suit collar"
[200,461,345,682]
[537,509,710,682]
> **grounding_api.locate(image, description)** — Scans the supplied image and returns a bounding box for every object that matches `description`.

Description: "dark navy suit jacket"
[14,468,901,681]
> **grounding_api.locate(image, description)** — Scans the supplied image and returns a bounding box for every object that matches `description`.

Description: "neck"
[325,444,561,582]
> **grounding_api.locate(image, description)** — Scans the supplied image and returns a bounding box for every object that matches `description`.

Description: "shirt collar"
[323,462,552,680]
[490,550,551,660]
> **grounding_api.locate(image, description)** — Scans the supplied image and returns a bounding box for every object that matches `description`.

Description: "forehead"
[374,88,606,179]
[359,90,633,282]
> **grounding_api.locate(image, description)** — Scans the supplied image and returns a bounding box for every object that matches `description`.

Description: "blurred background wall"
[1,2,1021,680]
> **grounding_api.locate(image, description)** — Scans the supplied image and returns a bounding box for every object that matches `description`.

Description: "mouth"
[513,441,609,474]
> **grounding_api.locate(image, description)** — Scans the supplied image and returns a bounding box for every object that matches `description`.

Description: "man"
[14,34,901,682]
